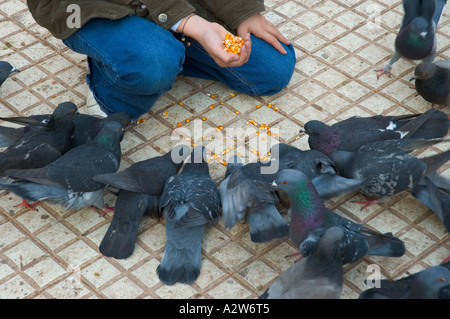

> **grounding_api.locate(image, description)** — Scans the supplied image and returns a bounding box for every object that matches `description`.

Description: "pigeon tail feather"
[246,205,289,243]
[157,222,204,285]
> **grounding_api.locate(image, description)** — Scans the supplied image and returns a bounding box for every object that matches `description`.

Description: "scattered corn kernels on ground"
[223,33,244,54]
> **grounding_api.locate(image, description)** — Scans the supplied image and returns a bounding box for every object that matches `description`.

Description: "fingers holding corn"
[223,33,245,55]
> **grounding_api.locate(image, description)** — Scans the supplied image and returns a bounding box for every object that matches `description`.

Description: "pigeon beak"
[409,75,418,82]
[271,180,278,189]
[299,128,306,134]
[10,67,20,73]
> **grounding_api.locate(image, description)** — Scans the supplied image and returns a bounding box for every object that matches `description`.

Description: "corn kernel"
[210,104,215,109]
[202,117,207,121]
[178,102,183,106]
[177,122,182,127]
[163,111,168,116]
[223,33,244,54]
[234,110,239,114]
[255,104,262,109]
[186,119,190,123]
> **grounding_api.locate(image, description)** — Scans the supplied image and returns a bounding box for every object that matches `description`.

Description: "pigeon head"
[94,121,125,149]
[411,62,438,81]
[106,112,132,128]
[302,120,341,155]
[0,61,20,86]
[272,169,322,210]
[409,265,450,299]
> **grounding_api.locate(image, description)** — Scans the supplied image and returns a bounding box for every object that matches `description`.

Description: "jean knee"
[113,49,184,95]
[259,45,296,95]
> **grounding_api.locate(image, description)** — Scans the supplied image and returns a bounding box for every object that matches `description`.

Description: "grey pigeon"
[410,59,450,105]
[157,146,221,285]
[411,176,450,232]
[0,61,19,87]
[219,155,289,243]
[330,138,450,208]
[0,101,78,174]
[272,142,364,198]
[0,121,124,211]
[302,108,449,156]
[376,0,447,78]
[359,261,450,299]
[94,144,190,259]
[259,226,344,299]
[0,104,131,149]
[272,169,405,264]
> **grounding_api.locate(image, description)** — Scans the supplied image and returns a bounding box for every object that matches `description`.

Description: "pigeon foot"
[15,199,38,211]
[375,68,392,80]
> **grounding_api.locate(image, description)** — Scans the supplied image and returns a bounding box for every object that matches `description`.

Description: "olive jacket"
[27,0,265,39]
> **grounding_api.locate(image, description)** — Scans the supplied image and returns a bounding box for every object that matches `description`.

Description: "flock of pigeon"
[0,0,450,299]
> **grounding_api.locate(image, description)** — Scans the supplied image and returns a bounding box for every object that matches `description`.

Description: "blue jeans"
[63,15,296,119]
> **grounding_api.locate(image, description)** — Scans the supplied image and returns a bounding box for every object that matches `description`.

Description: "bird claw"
[15,199,39,211]
[90,204,115,217]
[353,198,380,210]
[285,251,303,262]
[375,68,392,80]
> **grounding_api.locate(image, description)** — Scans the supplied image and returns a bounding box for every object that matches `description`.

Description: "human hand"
[179,15,251,68]
[236,13,291,55]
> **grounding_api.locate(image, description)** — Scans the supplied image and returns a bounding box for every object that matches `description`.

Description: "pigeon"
[0,104,132,149]
[0,121,124,211]
[272,142,364,198]
[94,144,190,259]
[259,226,344,299]
[219,155,289,243]
[302,108,449,156]
[329,138,450,208]
[359,260,450,299]
[0,101,78,174]
[410,59,450,105]
[411,176,450,232]
[157,146,221,285]
[376,0,447,78]
[272,169,405,264]
[0,61,20,87]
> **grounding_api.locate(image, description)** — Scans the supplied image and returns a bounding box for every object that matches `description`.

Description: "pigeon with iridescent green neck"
[272,169,405,264]
[375,0,447,78]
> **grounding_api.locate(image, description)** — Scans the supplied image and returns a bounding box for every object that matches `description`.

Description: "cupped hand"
[181,15,251,68]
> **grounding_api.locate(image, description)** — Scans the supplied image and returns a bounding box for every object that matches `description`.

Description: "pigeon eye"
[307,129,313,133]
[282,181,288,184]
[422,73,427,77]
[439,277,446,283]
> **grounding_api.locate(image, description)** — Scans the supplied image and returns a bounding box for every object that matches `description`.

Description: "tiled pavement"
[0,0,449,299]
